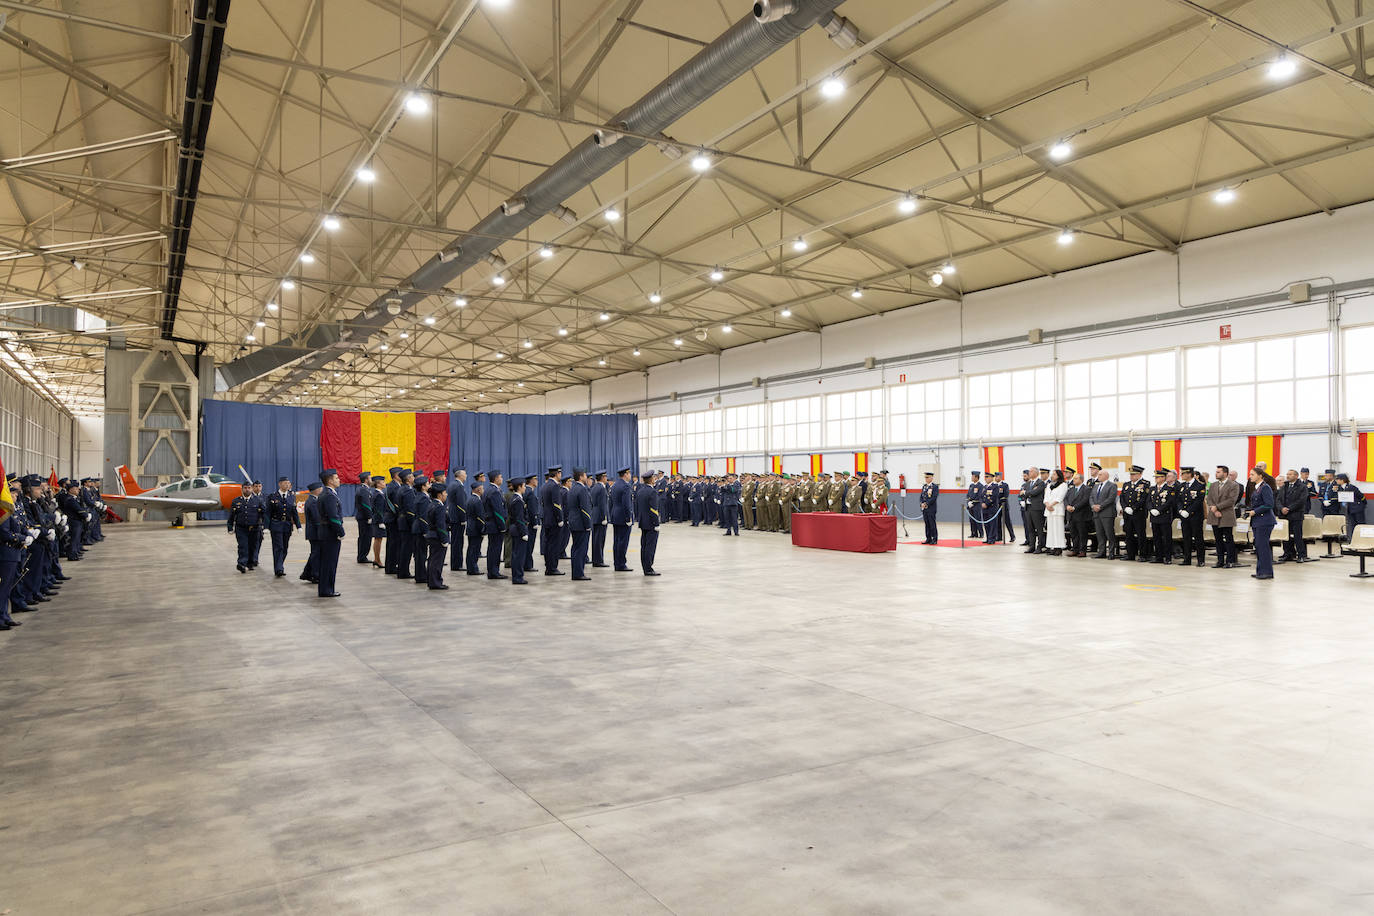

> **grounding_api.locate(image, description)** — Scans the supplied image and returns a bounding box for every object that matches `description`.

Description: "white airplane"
[104,465,306,520]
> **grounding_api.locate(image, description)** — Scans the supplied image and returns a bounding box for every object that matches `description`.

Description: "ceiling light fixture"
[492,274,506,286]
[929,273,943,287]
[791,237,808,252]
[1057,229,1076,246]
[599,311,610,321]
[779,307,792,318]
[516,381,524,387]
[850,287,864,298]
[522,338,533,349]
[404,92,430,115]
[494,352,505,359]
[245,333,255,342]
[70,257,85,270]
[453,297,468,307]
[690,152,712,172]
[649,292,662,304]
[539,244,555,259]
[941,262,956,275]
[898,194,919,215]
[673,337,683,347]
[598,357,607,366]
[632,347,641,356]
[423,316,436,325]
[604,207,621,222]
[355,166,376,183]
[721,323,733,333]
[266,302,278,311]
[379,343,388,350]
[299,251,315,264]
[255,320,266,327]
[281,279,296,290]
[1213,186,1238,204]
[1268,54,1297,80]
[557,326,568,336]
[398,331,409,339]
[1048,141,1073,161]
[322,215,341,231]
[709,268,724,282]
[819,75,845,98]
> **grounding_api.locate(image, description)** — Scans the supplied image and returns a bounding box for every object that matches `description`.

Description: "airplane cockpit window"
[169,481,189,492]
[206,473,230,484]
[191,478,209,489]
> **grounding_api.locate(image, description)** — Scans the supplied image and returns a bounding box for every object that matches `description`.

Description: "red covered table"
[790,512,897,552]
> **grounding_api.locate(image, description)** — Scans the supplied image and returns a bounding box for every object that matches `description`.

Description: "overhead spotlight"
[447,401,453,407]
[485,0,511,9]
[819,75,845,98]
[791,237,808,252]
[494,352,505,359]
[604,207,621,222]
[245,333,255,342]
[522,338,533,349]
[322,215,342,231]
[539,244,555,259]
[379,343,389,351]
[673,337,683,347]
[516,381,524,387]
[492,274,506,286]
[649,292,662,304]
[423,316,436,325]
[598,357,607,366]
[1057,229,1076,246]
[709,267,724,282]
[1268,54,1298,80]
[385,296,403,315]
[898,194,918,215]
[70,257,85,270]
[551,204,578,224]
[255,320,266,327]
[753,0,798,23]
[779,307,792,318]
[690,152,712,172]
[282,279,296,290]
[821,13,860,49]
[453,297,468,307]
[497,387,503,393]
[850,287,864,298]
[941,262,956,275]
[929,273,943,287]
[299,251,315,264]
[632,347,641,356]
[722,323,733,333]
[398,331,409,339]
[266,302,279,311]
[557,326,568,336]
[355,166,376,183]
[599,311,610,321]
[1213,186,1238,204]
[1048,141,1073,161]
[404,92,430,115]
[500,196,527,216]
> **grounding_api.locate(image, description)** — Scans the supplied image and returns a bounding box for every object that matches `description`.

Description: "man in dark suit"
[609,467,634,570]
[353,472,373,564]
[508,478,530,585]
[424,483,449,589]
[465,482,485,575]
[1089,470,1118,559]
[1277,468,1309,563]
[1023,466,1047,554]
[919,472,939,544]
[1064,471,1092,556]
[482,470,507,579]
[382,467,402,574]
[316,469,345,597]
[267,475,301,577]
[635,471,661,576]
[446,468,467,572]
[568,468,592,580]
[300,481,322,583]
[590,471,610,568]
[395,468,416,579]
[539,466,564,576]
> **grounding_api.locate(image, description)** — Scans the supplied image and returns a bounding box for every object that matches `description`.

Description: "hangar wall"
[0,363,76,477]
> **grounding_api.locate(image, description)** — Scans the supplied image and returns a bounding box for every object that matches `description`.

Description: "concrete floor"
[3,521,1373,915]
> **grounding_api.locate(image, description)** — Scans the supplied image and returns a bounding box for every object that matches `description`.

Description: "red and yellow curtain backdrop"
[1246,434,1282,472]
[1154,438,1181,470]
[1058,442,1084,472]
[321,410,450,482]
[725,457,736,474]
[983,446,1004,476]
[695,459,706,475]
[670,460,680,476]
[1356,432,1374,481]
[809,454,823,476]
[771,455,783,474]
[854,451,868,473]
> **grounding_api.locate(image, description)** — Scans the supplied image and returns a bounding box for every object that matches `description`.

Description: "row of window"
[636,326,1374,457]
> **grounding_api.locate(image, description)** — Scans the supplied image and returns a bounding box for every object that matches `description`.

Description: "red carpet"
[900,539,1009,547]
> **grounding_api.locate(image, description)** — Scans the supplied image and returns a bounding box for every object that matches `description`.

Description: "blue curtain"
[451,411,639,480]
[202,401,639,516]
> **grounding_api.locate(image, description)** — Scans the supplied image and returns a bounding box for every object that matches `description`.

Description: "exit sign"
[1219,324,1232,340]
[898,373,907,383]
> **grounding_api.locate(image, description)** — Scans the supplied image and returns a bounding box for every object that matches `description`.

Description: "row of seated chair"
[1099,514,1349,556]
[1342,525,1374,578]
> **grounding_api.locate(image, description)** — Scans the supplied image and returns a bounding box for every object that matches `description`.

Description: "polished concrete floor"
[3,519,1373,914]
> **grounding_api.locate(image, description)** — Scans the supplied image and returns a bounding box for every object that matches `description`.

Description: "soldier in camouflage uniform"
[828,473,845,512]
[869,470,890,514]
[844,473,864,513]
[741,475,756,529]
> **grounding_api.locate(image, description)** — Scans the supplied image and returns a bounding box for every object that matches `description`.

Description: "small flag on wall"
[1154,438,1181,470]
[725,457,736,474]
[1356,432,1374,481]
[771,455,783,474]
[696,459,706,475]
[810,454,823,476]
[854,451,868,473]
[1247,435,1282,472]
[49,465,58,489]
[1058,442,1084,472]
[983,446,1004,476]
[670,460,680,476]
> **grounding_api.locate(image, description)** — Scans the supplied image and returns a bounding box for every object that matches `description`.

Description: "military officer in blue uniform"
[1177,466,1207,566]
[367,474,387,566]
[720,473,741,535]
[979,474,1002,544]
[539,466,565,575]
[609,467,634,571]
[301,481,323,584]
[316,469,345,597]
[1299,468,1318,516]
[965,470,984,540]
[424,483,450,589]
[57,480,87,561]
[381,467,403,574]
[464,481,486,574]
[1148,468,1178,563]
[482,470,507,579]
[567,468,593,580]
[446,468,467,572]
[1120,465,1151,562]
[1317,468,1338,518]
[1334,473,1367,540]
[409,474,431,587]
[590,471,610,568]
[1,473,32,630]
[353,472,373,564]
[266,476,300,577]
[227,482,263,573]
[508,477,531,585]
[1248,466,1277,579]
[920,472,939,544]
[394,469,417,579]
[635,471,661,576]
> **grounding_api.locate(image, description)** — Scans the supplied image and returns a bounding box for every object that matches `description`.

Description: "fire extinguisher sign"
[1219,324,1232,340]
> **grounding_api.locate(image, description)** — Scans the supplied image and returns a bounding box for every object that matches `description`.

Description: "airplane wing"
[102,493,223,512]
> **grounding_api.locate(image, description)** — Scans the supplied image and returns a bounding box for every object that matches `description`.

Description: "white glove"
[967,501,974,507]
[46,530,56,541]
[522,535,530,541]
[97,501,105,509]
[23,535,34,547]
[29,528,39,538]
[1124,507,1133,515]
[1150,509,1160,517]
[1179,510,1189,519]
[56,511,65,523]
[377,524,385,532]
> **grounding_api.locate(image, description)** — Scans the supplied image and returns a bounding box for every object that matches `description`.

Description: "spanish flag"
[1356,432,1374,482]
[49,465,59,490]
[810,453,823,476]
[1154,439,1181,471]
[321,410,450,482]
[670,460,680,476]
[725,457,736,474]
[771,455,783,474]
[854,451,868,474]
[695,459,706,475]
[0,455,11,523]
[1058,442,1084,473]
[1246,435,1282,473]
[983,446,1004,476]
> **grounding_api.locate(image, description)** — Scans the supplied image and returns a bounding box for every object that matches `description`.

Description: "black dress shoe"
[512,579,528,585]
[644,570,661,576]
[1211,563,1226,568]
[57,575,71,581]
[429,584,451,590]
[572,575,592,581]
[467,570,482,576]
[32,595,50,603]
[592,563,610,568]
[488,574,508,580]
[237,564,246,573]
[275,571,285,577]
[615,567,632,572]
[544,570,566,576]
[0,621,10,630]
[357,559,371,564]
[11,603,34,612]
[1251,574,1273,579]
[319,592,342,597]
[2,618,17,627]
[396,575,412,580]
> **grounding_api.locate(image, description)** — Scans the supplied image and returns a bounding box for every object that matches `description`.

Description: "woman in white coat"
[1044,469,1068,555]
